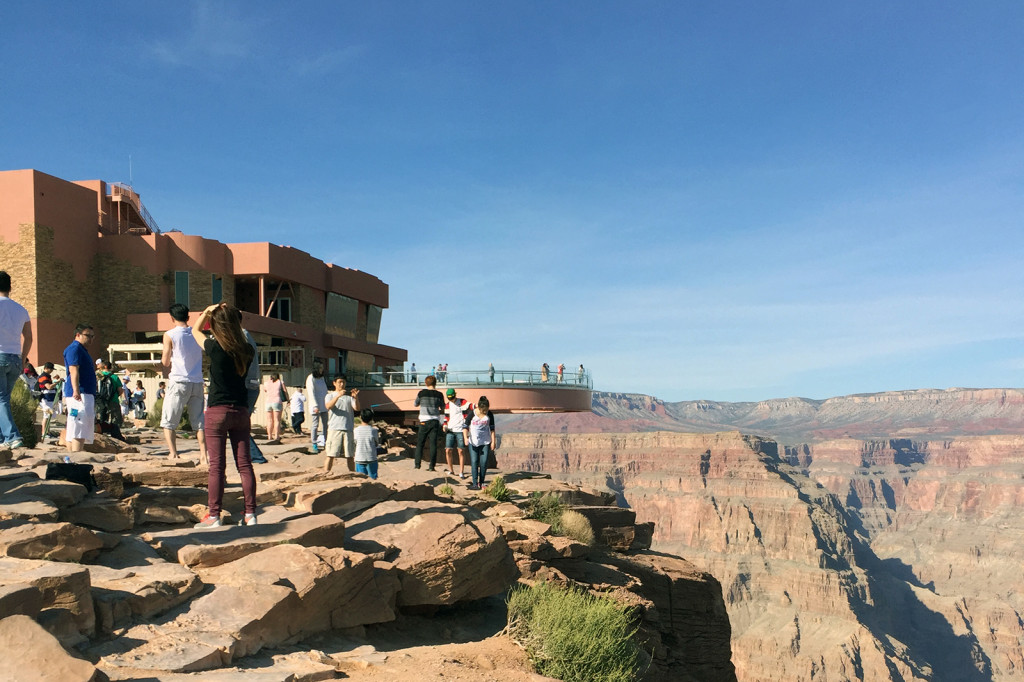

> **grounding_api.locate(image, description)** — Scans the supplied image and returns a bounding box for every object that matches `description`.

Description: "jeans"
[205,405,256,517]
[0,353,23,444]
[310,410,328,445]
[356,461,379,479]
[415,419,440,468]
[469,443,490,487]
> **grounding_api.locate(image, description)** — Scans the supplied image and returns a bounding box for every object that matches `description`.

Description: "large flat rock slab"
[0,614,99,682]
[89,561,204,634]
[7,479,88,508]
[97,584,301,673]
[63,495,137,532]
[285,475,394,515]
[345,500,518,606]
[0,521,103,562]
[120,462,210,488]
[141,513,345,568]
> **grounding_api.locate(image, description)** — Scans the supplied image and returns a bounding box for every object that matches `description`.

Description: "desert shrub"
[146,398,192,430]
[526,492,566,534]
[146,398,162,427]
[506,581,640,682]
[484,475,512,502]
[11,380,38,448]
[438,483,455,497]
[560,509,595,546]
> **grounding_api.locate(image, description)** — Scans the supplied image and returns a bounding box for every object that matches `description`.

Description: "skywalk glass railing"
[346,369,592,390]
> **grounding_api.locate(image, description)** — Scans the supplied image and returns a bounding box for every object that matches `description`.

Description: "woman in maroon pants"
[190,303,257,528]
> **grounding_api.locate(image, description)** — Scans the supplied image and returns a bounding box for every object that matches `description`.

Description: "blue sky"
[2,2,1022,401]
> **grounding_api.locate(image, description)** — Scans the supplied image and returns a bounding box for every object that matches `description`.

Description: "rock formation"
[0,425,736,681]
[500,388,1024,443]
[499,429,1022,681]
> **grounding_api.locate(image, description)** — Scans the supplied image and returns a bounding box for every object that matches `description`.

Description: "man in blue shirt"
[63,324,97,452]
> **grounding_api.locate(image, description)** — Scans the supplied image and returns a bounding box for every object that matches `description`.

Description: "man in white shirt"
[305,362,329,453]
[0,271,32,449]
[160,303,207,462]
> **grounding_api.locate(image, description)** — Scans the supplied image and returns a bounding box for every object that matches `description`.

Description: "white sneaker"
[194,514,222,529]
[243,513,258,526]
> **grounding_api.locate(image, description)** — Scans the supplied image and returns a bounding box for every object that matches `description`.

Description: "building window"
[174,271,189,307]
[325,293,358,338]
[268,297,292,322]
[366,304,382,344]
[211,275,223,304]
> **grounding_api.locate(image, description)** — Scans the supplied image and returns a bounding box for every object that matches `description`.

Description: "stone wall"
[0,223,38,317]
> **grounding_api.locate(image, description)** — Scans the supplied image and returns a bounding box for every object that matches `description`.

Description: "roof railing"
[109,182,161,234]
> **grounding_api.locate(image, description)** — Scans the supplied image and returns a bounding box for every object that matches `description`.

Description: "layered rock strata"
[499,430,1014,681]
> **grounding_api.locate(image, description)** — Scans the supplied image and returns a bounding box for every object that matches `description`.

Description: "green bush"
[560,509,595,546]
[526,492,566,534]
[146,398,192,430]
[506,581,641,682]
[484,475,512,502]
[438,483,455,497]
[11,380,38,448]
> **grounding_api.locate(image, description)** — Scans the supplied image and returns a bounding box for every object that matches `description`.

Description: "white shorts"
[325,430,354,459]
[64,395,95,444]
[161,381,206,431]
[39,398,55,415]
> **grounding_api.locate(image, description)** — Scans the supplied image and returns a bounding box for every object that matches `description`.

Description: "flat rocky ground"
[0,420,577,681]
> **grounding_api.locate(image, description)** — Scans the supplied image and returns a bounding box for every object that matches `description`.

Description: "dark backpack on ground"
[45,462,97,492]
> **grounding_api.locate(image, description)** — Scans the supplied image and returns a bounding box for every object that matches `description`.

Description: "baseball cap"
[446,388,456,397]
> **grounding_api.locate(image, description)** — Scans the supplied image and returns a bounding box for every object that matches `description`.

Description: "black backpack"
[98,374,117,405]
[45,462,97,492]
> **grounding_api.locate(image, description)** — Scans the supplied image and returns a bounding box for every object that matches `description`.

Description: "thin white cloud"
[147,3,258,67]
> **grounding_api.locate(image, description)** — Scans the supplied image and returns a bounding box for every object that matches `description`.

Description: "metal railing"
[109,183,161,234]
[346,368,592,390]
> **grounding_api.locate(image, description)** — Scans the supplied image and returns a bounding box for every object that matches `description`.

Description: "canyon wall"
[498,430,1023,681]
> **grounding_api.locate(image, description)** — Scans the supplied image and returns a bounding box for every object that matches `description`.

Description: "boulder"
[0,582,42,619]
[141,513,345,568]
[0,521,103,562]
[89,561,204,634]
[7,480,88,508]
[85,432,138,454]
[198,543,397,633]
[0,496,60,522]
[0,615,99,682]
[63,495,136,532]
[345,500,519,607]
[92,468,125,497]
[285,475,393,516]
[505,476,616,506]
[569,505,636,537]
[0,471,40,495]
[120,462,209,488]
[131,486,208,525]
[98,584,302,672]
[0,557,95,640]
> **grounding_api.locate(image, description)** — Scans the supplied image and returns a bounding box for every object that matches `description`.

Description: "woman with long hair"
[190,303,257,528]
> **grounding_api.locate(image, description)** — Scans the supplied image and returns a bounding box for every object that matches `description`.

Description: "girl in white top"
[464,396,496,490]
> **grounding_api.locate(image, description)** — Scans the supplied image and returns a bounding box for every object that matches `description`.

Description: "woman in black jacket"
[190,303,257,528]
